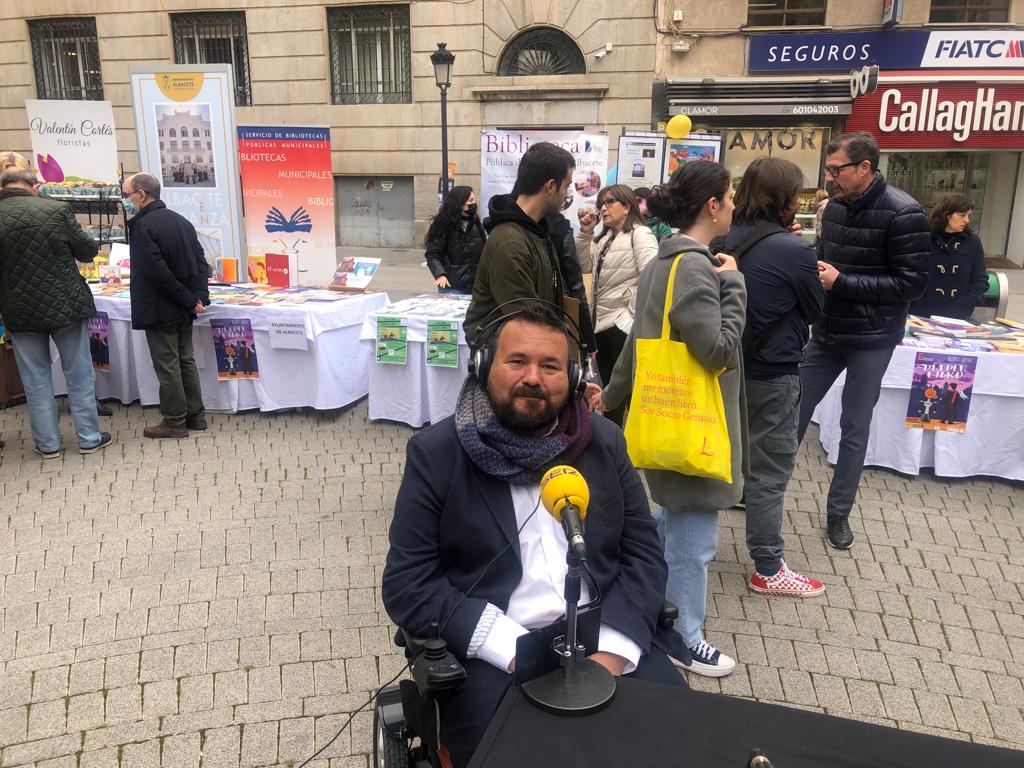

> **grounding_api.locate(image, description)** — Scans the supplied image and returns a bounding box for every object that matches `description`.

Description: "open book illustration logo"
[265,206,312,233]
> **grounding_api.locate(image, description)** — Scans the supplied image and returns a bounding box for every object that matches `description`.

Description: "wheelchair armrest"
[396,623,468,699]
[658,601,678,631]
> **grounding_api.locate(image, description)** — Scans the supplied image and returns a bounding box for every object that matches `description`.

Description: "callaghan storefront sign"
[846,79,1024,149]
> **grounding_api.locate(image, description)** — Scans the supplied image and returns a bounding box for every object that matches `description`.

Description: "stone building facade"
[2,1,1023,259]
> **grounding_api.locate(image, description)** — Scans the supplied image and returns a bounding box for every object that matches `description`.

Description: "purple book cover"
[87,312,109,372]
[210,318,260,380]
[905,352,976,434]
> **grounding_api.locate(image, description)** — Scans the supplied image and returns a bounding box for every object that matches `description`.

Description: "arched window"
[169,128,176,137]
[193,128,200,137]
[497,27,585,76]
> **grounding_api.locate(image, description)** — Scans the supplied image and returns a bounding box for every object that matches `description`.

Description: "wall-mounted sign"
[704,127,829,188]
[846,81,1024,148]
[749,29,1024,72]
[671,103,849,117]
[882,0,903,28]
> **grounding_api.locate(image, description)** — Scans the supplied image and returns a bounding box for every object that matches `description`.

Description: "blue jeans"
[654,505,719,648]
[10,321,102,452]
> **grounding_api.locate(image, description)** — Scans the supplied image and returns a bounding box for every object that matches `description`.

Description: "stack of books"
[904,315,1024,354]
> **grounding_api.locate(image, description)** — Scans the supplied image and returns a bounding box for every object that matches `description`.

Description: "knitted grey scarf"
[454,377,592,485]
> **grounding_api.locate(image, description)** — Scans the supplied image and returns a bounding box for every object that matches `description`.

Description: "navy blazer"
[382,414,669,662]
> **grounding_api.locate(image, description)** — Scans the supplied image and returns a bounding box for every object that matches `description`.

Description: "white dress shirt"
[466,482,644,674]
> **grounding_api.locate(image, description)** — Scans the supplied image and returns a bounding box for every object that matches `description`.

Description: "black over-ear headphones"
[468,299,588,399]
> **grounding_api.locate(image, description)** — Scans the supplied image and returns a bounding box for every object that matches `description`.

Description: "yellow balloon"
[666,114,692,140]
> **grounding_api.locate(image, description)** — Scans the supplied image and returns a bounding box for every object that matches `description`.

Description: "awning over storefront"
[661,76,852,120]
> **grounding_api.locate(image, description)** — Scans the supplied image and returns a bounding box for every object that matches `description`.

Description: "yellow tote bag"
[623,253,732,483]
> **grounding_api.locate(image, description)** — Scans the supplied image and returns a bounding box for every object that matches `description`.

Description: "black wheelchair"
[372,603,680,768]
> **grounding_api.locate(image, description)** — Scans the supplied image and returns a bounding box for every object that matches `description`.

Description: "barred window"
[747,0,827,26]
[171,12,252,106]
[929,0,1009,23]
[28,17,103,100]
[170,141,178,149]
[327,5,411,105]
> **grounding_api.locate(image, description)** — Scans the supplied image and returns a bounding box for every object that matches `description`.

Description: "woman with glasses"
[575,184,658,426]
[595,161,747,678]
[424,186,486,294]
[909,194,988,321]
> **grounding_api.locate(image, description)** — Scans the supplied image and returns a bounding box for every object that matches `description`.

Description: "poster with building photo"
[480,130,609,233]
[130,65,244,280]
[617,134,665,189]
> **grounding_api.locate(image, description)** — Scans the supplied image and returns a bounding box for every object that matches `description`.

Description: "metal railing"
[327,5,411,105]
[28,17,104,101]
[171,12,252,107]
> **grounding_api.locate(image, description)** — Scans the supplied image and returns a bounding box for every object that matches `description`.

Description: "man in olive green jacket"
[464,142,575,342]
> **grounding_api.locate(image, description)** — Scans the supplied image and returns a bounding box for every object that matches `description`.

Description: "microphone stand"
[521,550,616,715]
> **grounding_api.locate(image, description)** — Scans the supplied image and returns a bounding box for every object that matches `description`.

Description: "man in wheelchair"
[382,305,687,768]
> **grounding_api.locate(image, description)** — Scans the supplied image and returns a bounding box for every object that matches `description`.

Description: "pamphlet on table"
[210,318,260,380]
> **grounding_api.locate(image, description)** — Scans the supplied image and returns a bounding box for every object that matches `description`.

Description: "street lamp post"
[430,42,455,200]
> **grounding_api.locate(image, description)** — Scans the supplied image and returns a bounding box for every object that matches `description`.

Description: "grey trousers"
[797,339,895,520]
[145,323,205,427]
[745,375,801,571]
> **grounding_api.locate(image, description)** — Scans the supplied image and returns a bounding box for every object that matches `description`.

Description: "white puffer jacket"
[576,225,659,334]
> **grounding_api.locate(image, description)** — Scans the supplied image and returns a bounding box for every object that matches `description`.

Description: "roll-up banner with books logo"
[237,126,336,286]
[480,130,608,233]
[25,100,119,187]
[129,64,244,281]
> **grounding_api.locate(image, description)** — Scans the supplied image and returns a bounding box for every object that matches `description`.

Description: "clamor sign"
[846,82,1024,148]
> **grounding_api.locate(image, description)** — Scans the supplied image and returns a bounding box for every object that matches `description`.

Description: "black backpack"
[710,223,790,363]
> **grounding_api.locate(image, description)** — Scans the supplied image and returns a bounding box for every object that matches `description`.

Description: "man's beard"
[492,384,562,432]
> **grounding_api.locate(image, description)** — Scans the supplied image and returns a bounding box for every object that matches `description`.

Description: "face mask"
[122,194,138,216]
[466,203,477,217]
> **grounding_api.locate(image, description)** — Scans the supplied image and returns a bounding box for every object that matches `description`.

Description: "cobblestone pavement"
[1,392,1022,766]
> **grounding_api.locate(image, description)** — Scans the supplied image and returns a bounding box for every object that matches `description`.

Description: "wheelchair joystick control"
[411,622,467,699]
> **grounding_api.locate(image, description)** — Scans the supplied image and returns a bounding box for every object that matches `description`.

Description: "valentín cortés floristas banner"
[130,64,244,279]
[480,130,609,233]
[25,100,119,187]
[237,126,336,285]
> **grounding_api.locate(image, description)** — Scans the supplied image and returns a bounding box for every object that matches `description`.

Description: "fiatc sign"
[846,81,1024,148]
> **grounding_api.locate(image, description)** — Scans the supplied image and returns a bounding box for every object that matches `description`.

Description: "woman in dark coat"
[910,194,989,320]
[424,186,486,294]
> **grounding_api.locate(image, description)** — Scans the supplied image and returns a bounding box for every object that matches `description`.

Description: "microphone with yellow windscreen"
[540,465,590,562]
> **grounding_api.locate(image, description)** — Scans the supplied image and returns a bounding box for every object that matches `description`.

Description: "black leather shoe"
[827,516,854,550]
[96,401,113,416]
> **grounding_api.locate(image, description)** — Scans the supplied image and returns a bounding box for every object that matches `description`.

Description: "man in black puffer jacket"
[124,172,210,440]
[797,132,930,551]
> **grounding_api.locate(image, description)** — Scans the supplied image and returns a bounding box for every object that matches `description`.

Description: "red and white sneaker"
[749,561,825,597]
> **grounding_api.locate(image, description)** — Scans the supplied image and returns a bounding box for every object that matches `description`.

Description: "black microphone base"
[520,659,616,716]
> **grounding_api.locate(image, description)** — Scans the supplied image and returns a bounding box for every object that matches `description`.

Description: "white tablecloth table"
[812,344,1024,481]
[53,291,389,412]
[359,295,470,427]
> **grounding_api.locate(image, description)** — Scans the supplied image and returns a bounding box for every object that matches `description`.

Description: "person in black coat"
[124,172,210,439]
[544,211,598,355]
[909,193,989,320]
[795,133,930,551]
[425,186,486,294]
[718,157,825,599]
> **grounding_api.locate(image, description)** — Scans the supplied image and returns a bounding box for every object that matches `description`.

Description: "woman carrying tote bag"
[595,161,748,678]
[575,184,658,426]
